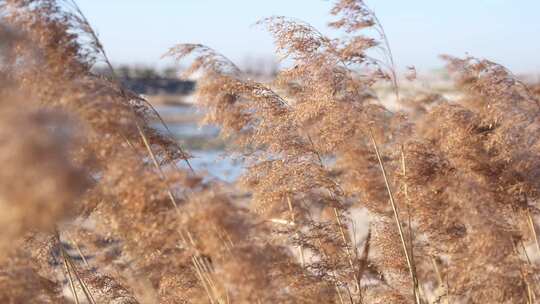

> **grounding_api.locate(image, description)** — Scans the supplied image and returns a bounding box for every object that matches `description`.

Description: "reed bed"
[1,0,539,303]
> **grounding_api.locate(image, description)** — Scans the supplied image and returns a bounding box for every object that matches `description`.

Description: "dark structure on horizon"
[121,77,195,95]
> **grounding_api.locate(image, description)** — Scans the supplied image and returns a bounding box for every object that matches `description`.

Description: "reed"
[0,0,539,303]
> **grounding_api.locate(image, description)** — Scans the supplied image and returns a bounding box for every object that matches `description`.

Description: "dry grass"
[1,0,540,303]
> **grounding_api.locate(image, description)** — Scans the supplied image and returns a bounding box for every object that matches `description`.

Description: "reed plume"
[1,0,540,303]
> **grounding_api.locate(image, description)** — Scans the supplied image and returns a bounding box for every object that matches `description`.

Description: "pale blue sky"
[76,0,540,73]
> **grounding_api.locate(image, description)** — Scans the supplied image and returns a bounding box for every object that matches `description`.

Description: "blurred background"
[78,0,540,73]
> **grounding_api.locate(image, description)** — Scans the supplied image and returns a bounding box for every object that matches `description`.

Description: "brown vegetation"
[1,0,539,303]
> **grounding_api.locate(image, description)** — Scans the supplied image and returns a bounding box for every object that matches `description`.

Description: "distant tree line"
[93,65,195,95]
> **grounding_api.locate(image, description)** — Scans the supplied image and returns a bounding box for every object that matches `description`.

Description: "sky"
[76,0,540,74]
